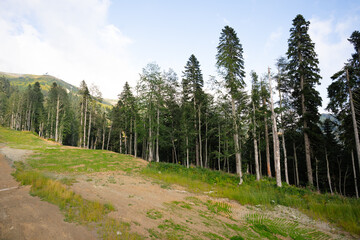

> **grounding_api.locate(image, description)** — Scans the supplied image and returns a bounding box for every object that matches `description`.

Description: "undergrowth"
[142,162,360,236]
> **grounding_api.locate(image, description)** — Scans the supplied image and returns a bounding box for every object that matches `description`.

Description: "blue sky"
[0,0,359,111]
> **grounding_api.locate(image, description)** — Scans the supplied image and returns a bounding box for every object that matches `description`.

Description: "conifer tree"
[32,82,44,135]
[182,54,205,167]
[216,26,246,184]
[286,14,322,186]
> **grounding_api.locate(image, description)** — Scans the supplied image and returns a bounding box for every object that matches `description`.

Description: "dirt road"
[0,149,97,240]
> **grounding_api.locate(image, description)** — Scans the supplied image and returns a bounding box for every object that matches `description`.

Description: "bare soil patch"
[0,151,97,240]
[72,171,355,239]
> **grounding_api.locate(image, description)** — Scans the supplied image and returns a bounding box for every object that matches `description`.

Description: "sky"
[0,0,359,111]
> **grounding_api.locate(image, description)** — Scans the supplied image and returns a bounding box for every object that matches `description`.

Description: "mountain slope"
[0,71,115,106]
[0,127,356,239]
[1,72,78,93]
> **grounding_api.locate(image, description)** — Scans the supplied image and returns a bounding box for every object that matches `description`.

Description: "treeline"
[0,14,360,197]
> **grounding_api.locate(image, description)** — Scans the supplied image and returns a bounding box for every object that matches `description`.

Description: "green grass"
[1,127,358,238]
[142,162,360,236]
[205,200,232,216]
[146,209,163,220]
[0,128,144,174]
[13,161,113,223]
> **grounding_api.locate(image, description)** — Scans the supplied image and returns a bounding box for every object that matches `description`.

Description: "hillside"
[0,127,358,240]
[0,71,116,106]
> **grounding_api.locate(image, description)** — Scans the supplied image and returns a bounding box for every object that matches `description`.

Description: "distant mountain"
[0,71,115,106]
[0,71,78,94]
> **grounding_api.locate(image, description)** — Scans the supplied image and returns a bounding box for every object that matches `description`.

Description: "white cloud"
[0,0,136,99]
[309,16,357,111]
[223,18,230,25]
[264,27,283,51]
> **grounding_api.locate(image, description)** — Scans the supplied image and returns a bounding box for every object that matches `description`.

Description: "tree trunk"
[119,130,122,153]
[231,97,243,184]
[281,133,289,184]
[106,123,112,151]
[171,138,177,164]
[315,157,320,192]
[125,133,127,154]
[278,79,289,184]
[83,98,88,148]
[102,124,105,150]
[293,142,299,186]
[55,95,60,142]
[186,135,189,168]
[325,148,333,194]
[268,68,281,187]
[218,122,221,171]
[134,118,137,158]
[344,165,349,196]
[351,150,359,198]
[347,68,360,175]
[252,102,260,181]
[80,101,83,147]
[194,99,199,167]
[148,111,153,162]
[338,158,342,195]
[301,76,313,186]
[258,133,262,177]
[94,129,98,149]
[205,114,208,168]
[130,117,133,155]
[198,105,203,168]
[156,107,160,162]
[226,139,229,173]
[263,101,272,177]
[87,108,92,149]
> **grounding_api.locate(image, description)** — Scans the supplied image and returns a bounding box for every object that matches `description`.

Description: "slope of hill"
[0,71,78,93]
[0,71,116,106]
[0,127,358,239]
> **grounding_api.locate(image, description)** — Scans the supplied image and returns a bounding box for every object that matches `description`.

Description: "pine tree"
[216,25,246,184]
[32,82,44,135]
[286,14,322,186]
[0,76,11,125]
[349,31,360,63]
[182,54,205,167]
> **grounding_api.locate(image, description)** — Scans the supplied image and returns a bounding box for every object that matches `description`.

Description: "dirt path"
[0,149,97,240]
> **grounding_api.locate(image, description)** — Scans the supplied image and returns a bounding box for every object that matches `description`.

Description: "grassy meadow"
[1,127,360,239]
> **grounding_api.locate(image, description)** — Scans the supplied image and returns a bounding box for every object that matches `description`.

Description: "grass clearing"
[0,128,145,175]
[0,128,144,239]
[12,161,142,239]
[1,127,358,238]
[142,162,360,236]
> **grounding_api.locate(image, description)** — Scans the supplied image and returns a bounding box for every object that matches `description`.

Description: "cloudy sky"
[0,0,359,111]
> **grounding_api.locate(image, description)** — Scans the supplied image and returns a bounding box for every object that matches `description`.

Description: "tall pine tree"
[216,26,246,184]
[286,14,322,186]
